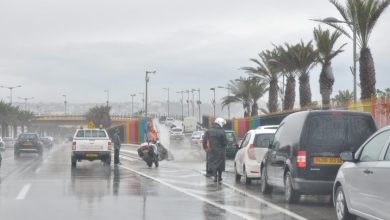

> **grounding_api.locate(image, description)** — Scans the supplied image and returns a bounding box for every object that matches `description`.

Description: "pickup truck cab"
[71,128,112,167]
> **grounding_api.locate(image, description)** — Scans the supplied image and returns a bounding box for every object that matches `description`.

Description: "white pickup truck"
[71,128,112,167]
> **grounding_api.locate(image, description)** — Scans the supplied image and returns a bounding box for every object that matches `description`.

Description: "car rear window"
[76,130,107,138]
[306,114,376,152]
[20,134,38,140]
[173,128,182,132]
[254,133,274,148]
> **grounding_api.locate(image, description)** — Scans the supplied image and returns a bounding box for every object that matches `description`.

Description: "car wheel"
[261,166,272,194]
[285,172,300,203]
[335,186,356,220]
[234,163,241,182]
[243,166,251,185]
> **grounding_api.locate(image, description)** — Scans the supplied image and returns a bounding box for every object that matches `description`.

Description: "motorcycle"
[138,142,160,168]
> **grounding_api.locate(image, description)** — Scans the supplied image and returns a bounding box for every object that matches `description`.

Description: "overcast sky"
[0,0,389,106]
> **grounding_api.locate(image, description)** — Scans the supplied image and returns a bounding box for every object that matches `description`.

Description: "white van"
[183,117,197,133]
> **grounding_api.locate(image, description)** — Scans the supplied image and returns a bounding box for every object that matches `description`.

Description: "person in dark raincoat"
[203,117,227,182]
[113,129,121,165]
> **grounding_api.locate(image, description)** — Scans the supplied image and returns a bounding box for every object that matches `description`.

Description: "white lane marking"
[16,184,31,200]
[120,165,257,220]
[35,167,41,174]
[220,177,307,220]
[119,155,137,161]
[159,178,209,187]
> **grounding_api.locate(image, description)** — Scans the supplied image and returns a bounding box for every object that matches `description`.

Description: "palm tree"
[333,89,354,106]
[248,77,269,116]
[314,26,346,108]
[292,41,318,108]
[241,49,281,113]
[222,77,268,117]
[326,0,390,100]
[274,44,299,111]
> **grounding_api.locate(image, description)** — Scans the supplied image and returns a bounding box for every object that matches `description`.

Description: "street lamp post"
[193,89,201,123]
[210,88,216,118]
[0,85,22,105]
[176,91,184,120]
[145,70,156,117]
[130,94,136,116]
[185,90,190,117]
[139,92,145,114]
[191,89,196,116]
[104,90,109,107]
[62,94,67,115]
[314,17,357,103]
[218,85,231,119]
[18,97,34,111]
[163,88,170,117]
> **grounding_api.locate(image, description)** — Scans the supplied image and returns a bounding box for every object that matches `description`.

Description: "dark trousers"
[114,148,120,164]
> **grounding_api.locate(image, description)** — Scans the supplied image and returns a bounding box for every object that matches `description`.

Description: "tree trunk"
[268,78,279,113]
[13,125,18,138]
[251,103,258,116]
[299,73,312,108]
[283,75,296,111]
[320,62,334,109]
[360,47,376,100]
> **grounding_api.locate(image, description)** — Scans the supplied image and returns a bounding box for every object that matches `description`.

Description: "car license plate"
[313,157,342,165]
[86,153,98,158]
[23,142,33,146]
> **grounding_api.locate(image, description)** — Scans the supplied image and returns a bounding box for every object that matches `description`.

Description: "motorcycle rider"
[203,117,227,183]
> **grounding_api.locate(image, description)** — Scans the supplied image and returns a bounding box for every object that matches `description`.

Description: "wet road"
[0,122,360,220]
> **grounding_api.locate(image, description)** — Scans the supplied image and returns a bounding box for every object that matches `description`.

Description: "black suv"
[14,133,43,158]
[261,110,377,203]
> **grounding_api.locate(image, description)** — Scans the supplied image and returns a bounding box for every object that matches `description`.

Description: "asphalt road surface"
[0,123,365,220]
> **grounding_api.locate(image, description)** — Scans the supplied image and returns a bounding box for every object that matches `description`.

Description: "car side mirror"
[340,151,354,162]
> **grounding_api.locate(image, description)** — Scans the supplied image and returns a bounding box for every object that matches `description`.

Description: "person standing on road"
[203,117,227,183]
[113,129,121,165]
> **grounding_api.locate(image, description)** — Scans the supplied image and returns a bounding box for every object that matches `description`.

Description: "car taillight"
[108,141,112,150]
[296,151,306,168]
[247,144,256,160]
[72,141,76,150]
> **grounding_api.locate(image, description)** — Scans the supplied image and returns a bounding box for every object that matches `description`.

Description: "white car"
[169,127,184,140]
[234,127,278,184]
[3,137,15,148]
[165,117,174,127]
[191,130,204,145]
[0,137,5,151]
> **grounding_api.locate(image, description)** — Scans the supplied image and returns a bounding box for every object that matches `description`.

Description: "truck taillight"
[72,141,76,150]
[108,141,112,150]
[247,144,256,160]
[296,151,306,168]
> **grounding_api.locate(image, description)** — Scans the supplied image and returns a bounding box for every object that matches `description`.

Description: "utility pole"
[62,94,67,115]
[191,89,195,116]
[145,70,156,117]
[163,88,170,117]
[18,97,34,111]
[0,85,22,105]
[130,94,136,116]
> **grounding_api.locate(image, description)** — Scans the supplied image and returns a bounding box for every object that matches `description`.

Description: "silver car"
[334,126,390,220]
